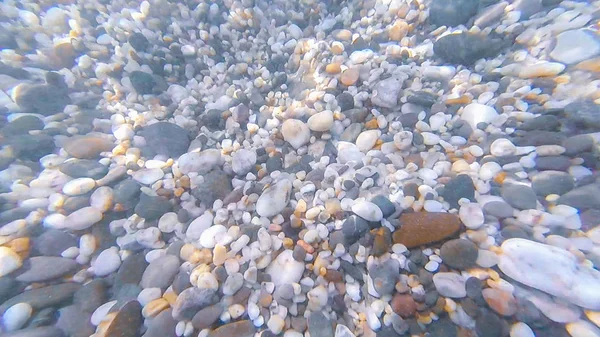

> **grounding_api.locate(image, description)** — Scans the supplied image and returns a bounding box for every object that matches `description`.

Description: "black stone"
[191,168,232,207]
[442,174,475,209]
[340,260,364,284]
[1,116,44,137]
[407,91,438,107]
[336,92,355,111]
[535,156,571,171]
[370,195,395,218]
[128,32,149,52]
[141,122,190,158]
[466,277,483,300]
[135,193,171,220]
[433,32,508,66]
[129,70,156,95]
[440,239,478,270]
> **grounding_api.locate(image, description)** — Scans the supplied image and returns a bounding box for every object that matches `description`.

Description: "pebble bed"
[0,0,600,337]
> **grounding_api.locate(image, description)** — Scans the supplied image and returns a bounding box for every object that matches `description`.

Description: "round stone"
[440,239,479,270]
[307,110,334,132]
[352,201,383,222]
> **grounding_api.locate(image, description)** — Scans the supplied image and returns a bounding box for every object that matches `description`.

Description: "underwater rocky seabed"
[1,0,600,336]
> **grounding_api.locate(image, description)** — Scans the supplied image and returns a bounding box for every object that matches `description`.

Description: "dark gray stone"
[1,116,44,136]
[519,115,560,131]
[336,92,354,111]
[32,230,77,256]
[308,312,334,337]
[129,71,156,95]
[0,283,80,314]
[433,32,507,65]
[371,195,395,218]
[513,130,566,146]
[476,310,503,337]
[483,201,514,218]
[0,277,18,303]
[342,215,369,245]
[135,193,171,221]
[16,257,77,283]
[429,0,478,27]
[440,239,478,270]
[10,134,55,161]
[4,327,65,337]
[172,270,192,294]
[15,84,70,116]
[558,183,600,211]
[114,252,147,288]
[428,317,457,337]
[56,305,95,337]
[140,254,180,290]
[104,300,143,337]
[172,287,217,320]
[407,91,438,107]
[564,100,600,131]
[113,179,141,211]
[535,156,571,171]
[59,159,108,179]
[532,171,575,196]
[191,304,223,330]
[129,33,149,52]
[442,174,475,209]
[501,183,537,210]
[501,225,529,240]
[368,258,399,296]
[141,122,190,158]
[563,134,594,156]
[191,168,232,207]
[345,108,369,123]
[74,279,107,313]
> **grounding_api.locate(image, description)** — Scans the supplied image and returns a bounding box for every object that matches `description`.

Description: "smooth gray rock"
[16,257,77,283]
[140,254,180,290]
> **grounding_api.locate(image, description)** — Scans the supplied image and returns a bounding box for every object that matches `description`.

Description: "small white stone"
[421,132,440,145]
[536,145,566,157]
[424,200,443,212]
[459,203,484,229]
[356,130,381,152]
[425,260,439,272]
[266,250,305,286]
[65,207,103,230]
[267,315,285,334]
[433,272,467,298]
[371,75,406,108]
[393,131,413,150]
[63,178,96,196]
[550,29,600,65]
[199,225,226,248]
[232,149,257,176]
[91,246,121,277]
[476,249,499,268]
[0,247,22,278]
[178,150,222,175]
[510,322,535,337]
[2,302,32,331]
[187,212,214,240]
[461,103,499,129]
[181,45,196,56]
[335,324,357,337]
[137,288,162,306]
[480,162,502,180]
[256,179,292,218]
[91,300,117,326]
[490,138,517,157]
[352,201,383,222]
[133,168,164,185]
[90,186,113,213]
[307,110,334,132]
[196,272,219,290]
[281,119,310,149]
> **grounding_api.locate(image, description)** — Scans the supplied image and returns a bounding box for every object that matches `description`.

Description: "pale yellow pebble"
[585,310,600,328]
[142,298,170,318]
[213,244,227,266]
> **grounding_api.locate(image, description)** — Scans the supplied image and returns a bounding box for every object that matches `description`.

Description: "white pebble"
[459,203,484,229]
[62,178,96,196]
[91,246,121,277]
[490,138,517,157]
[2,302,32,331]
[510,322,535,337]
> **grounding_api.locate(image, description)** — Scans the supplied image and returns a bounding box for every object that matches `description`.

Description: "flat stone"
[141,122,190,158]
[59,159,108,179]
[56,305,94,337]
[15,83,70,115]
[140,254,180,290]
[32,230,77,256]
[558,183,600,211]
[1,116,44,137]
[3,327,66,337]
[172,287,217,320]
[483,201,514,218]
[550,30,600,65]
[393,213,462,248]
[430,0,479,27]
[482,288,517,316]
[433,272,467,298]
[135,193,171,221]
[141,308,177,337]
[178,150,223,175]
[440,239,478,270]
[0,283,80,314]
[191,169,232,207]
[129,33,149,52]
[532,171,575,196]
[129,71,156,95]
[308,312,334,337]
[231,149,257,176]
[476,310,503,337]
[105,300,142,337]
[368,258,399,296]
[256,179,292,218]
[74,279,107,313]
[442,174,475,209]
[535,156,572,171]
[501,183,537,210]
[498,238,600,309]
[563,134,594,156]
[16,257,77,283]
[210,320,256,337]
[371,75,406,109]
[191,304,223,330]
[114,252,147,288]
[63,136,114,159]
[428,317,457,337]
[564,100,600,131]
[10,134,55,161]
[434,32,507,65]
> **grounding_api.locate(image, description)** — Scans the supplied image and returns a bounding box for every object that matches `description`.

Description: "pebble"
[59,159,108,180]
[440,239,479,270]
[391,294,417,318]
[551,30,600,65]
[356,130,380,152]
[342,215,369,245]
[64,136,114,159]
[133,168,164,185]
[532,171,575,196]
[371,75,406,108]
[256,179,292,218]
[3,302,32,331]
[393,213,462,248]
[499,238,600,310]
[308,312,334,337]
[566,320,600,337]
[442,174,475,208]
[140,254,180,290]
[186,212,214,240]
[352,201,383,222]
[430,0,479,26]
[491,138,517,157]
[434,32,506,66]
[501,184,537,210]
[90,186,114,213]
[142,308,177,337]
[335,324,356,337]
[16,256,77,283]
[267,315,285,334]
[461,103,499,130]
[64,207,103,230]
[433,272,467,298]
[172,287,217,320]
[266,250,304,286]
[0,247,22,277]
[482,288,517,316]
[0,283,80,314]
[135,193,171,221]
[141,122,190,158]
[281,119,311,149]
[91,247,121,277]
[191,304,222,330]
[308,111,334,132]
[510,322,535,337]
[558,183,600,211]
[340,68,359,86]
[232,149,257,176]
[459,203,484,229]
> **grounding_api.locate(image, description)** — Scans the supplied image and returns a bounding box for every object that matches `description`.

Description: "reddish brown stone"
[392,212,462,248]
[63,136,114,159]
[391,294,417,318]
[482,288,517,316]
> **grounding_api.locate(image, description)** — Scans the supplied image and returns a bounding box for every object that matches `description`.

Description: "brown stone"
[340,68,360,86]
[333,29,353,41]
[576,57,600,72]
[392,212,462,248]
[391,294,417,318]
[64,136,114,159]
[210,320,256,337]
[324,270,344,283]
[325,63,342,74]
[389,21,409,41]
[482,288,517,316]
[371,227,392,257]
